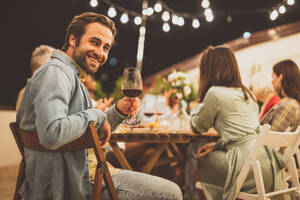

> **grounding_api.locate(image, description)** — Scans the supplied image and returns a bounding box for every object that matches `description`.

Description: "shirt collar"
[52,50,87,83]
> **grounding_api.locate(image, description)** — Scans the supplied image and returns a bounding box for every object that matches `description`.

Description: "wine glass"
[141,95,171,129]
[142,95,156,118]
[121,67,143,127]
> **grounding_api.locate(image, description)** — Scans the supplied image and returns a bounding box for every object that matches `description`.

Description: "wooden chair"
[9,122,118,200]
[196,124,300,200]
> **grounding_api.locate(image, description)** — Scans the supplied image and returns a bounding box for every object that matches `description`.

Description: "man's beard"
[72,48,99,73]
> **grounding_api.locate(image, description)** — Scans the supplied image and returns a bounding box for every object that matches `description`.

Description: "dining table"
[109,127,219,174]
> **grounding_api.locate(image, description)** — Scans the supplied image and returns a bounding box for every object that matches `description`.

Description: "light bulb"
[172,15,179,25]
[192,19,200,28]
[270,10,279,21]
[287,0,295,5]
[202,0,210,8]
[142,9,147,16]
[162,11,170,21]
[243,31,251,39]
[206,14,214,22]
[120,13,129,24]
[134,16,142,25]
[154,3,162,12]
[90,0,98,8]
[204,8,212,17]
[146,7,154,16]
[278,5,286,14]
[178,17,185,26]
[108,7,117,18]
[162,23,170,32]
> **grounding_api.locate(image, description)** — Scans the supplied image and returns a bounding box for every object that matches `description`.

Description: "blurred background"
[1,0,300,108]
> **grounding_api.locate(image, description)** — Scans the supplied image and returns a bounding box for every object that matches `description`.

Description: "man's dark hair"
[61,12,117,51]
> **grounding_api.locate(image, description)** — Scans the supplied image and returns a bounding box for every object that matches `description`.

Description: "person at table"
[16,12,182,200]
[249,71,281,122]
[261,59,300,131]
[84,73,113,110]
[184,46,284,200]
[16,44,54,111]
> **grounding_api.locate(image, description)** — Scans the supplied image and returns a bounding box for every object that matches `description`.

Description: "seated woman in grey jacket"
[184,46,284,200]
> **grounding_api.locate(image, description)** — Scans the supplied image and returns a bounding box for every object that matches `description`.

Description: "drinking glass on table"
[142,95,157,127]
[121,67,143,127]
[142,95,171,129]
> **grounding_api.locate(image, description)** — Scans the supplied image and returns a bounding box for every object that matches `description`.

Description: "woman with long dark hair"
[261,59,300,131]
[184,46,284,200]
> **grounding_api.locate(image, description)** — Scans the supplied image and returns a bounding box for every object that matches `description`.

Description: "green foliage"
[188,84,197,103]
[147,75,167,95]
[94,80,106,100]
[109,76,123,103]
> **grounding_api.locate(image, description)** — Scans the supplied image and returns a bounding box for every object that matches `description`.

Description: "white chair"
[196,124,300,200]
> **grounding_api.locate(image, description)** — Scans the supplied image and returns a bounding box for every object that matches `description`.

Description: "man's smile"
[87,54,100,66]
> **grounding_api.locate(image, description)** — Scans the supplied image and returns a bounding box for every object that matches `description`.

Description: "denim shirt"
[16,50,126,200]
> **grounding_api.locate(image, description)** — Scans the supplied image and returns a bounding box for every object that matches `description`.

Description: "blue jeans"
[101,170,183,200]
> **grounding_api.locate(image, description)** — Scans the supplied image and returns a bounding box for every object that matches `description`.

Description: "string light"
[101,0,295,32]
[204,8,214,22]
[243,31,251,39]
[201,0,210,9]
[142,9,147,16]
[287,0,295,5]
[270,10,279,21]
[134,16,142,25]
[192,19,200,28]
[154,2,162,12]
[278,5,286,14]
[90,0,98,8]
[268,0,295,21]
[172,15,179,25]
[120,13,129,24]
[178,17,185,26]
[108,7,117,18]
[206,15,214,22]
[102,0,207,31]
[146,7,154,16]
[162,11,170,22]
[204,8,212,17]
[162,23,170,32]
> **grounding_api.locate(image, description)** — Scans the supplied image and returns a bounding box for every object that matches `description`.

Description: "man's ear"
[69,34,76,47]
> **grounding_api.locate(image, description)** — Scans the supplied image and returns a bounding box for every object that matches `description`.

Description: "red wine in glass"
[121,67,143,127]
[144,112,155,117]
[155,112,163,116]
[122,89,143,98]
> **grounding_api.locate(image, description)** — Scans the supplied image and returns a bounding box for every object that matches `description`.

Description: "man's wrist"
[115,101,129,117]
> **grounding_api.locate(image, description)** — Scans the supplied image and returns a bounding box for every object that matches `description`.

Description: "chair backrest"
[235,124,300,199]
[10,122,93,152]
[246,124,300,164]
[9,122,118,200]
